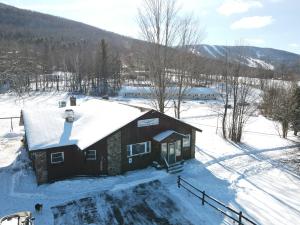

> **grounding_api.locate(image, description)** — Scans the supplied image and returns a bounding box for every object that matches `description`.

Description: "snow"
[51,180,202,225]
[119,86,219,99]
[203,45,217,58]
[120,86,218,95]
[0,92,300,225]
[153,130,184,142]
[119,86,152,94]
[186,87,218,95]
[211,45,225,57]
[22,99,147,151]
[0,218,18,225]
[246,57,275,70]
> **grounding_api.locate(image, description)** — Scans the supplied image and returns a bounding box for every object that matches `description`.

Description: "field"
[0,92,299,225]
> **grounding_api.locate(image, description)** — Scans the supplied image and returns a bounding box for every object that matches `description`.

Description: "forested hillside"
[0,3,140,95]
[0,3,224,95]
[0,3,298,96]
[0,3,139,50]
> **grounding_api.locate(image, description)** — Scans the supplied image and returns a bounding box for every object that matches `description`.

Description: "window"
[183,134,191,147]
[51,152,64,164]
[161,143,167,159]
[127,141,151,157]
[86,150,96,160]
[175,140,181,156]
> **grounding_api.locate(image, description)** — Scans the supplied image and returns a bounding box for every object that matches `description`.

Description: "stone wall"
[33,151,48,184]
[107,131,122,175]
[190,129,196,159]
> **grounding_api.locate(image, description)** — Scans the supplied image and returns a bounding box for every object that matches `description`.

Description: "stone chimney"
[65,109,74,122]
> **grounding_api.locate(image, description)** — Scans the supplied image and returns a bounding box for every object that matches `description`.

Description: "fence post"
[202,191,205,205]
[177,175,181,188]
[10,117,13,132]
[238,211,243,225]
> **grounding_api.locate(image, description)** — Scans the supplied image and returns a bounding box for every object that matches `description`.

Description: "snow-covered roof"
[23,99,148,151]
[185,87,218,95]
[119,86,218,95]
[153,130,186,142]
[119,86,152,95]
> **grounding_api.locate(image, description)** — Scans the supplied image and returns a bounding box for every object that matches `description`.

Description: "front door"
[168,143,176,164]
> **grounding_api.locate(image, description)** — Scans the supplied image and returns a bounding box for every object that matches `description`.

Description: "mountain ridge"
[201,44,300,57]
[0,2,299,75]
[194,44,300,72]
[0,2,143,52]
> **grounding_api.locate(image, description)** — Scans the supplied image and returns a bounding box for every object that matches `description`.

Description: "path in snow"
[193,114,300,225]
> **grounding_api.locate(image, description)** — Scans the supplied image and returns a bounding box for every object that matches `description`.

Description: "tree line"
[0,38,122,96]
[261,81,300,138]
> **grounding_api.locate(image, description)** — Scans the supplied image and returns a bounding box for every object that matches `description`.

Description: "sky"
[2,0,300,54]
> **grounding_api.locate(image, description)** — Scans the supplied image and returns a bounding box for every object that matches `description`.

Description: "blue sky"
[2,0,300,54]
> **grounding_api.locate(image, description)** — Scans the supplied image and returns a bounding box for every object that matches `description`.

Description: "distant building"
[0,80,10,93]
[119,86,219,100]
[184,87,219,100]
[22,98,202,184]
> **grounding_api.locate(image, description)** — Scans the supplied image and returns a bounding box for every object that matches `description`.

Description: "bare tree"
[0,42,40,97]
[220,46,257,142]
[137,0,179,113]
[172,15,203,119]
[261,81,298,138]
[221,52,230,139]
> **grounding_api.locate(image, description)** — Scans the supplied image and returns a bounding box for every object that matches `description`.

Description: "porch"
[153,130,191,173]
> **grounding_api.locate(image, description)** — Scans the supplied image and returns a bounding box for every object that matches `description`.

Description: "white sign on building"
[137,118,159,127]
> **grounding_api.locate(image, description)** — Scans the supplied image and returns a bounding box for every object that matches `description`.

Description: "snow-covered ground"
[0,92,299,225]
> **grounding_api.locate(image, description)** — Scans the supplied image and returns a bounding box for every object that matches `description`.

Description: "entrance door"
[168,143,176,164]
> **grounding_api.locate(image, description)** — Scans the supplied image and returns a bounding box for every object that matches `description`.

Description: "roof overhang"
[153,130,187,143]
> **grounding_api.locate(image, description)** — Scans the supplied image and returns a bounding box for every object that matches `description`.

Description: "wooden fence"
[177,176,257,225]
[0,116,20,132]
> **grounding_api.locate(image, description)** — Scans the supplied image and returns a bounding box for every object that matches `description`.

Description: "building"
[0,80,10,93]
[119,86,219,100]
[22,99,202,184]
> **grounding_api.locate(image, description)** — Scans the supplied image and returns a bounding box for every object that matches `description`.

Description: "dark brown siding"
[31,109,198,183]
[46,140,107,182]
[120,110,194,172]
[85,139,107,175]
[46,145,80,181]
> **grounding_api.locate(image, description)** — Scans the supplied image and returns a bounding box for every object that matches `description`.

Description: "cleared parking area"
[51,180,194,225]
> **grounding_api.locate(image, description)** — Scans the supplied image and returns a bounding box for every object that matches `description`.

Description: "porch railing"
[163,157,170,172]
